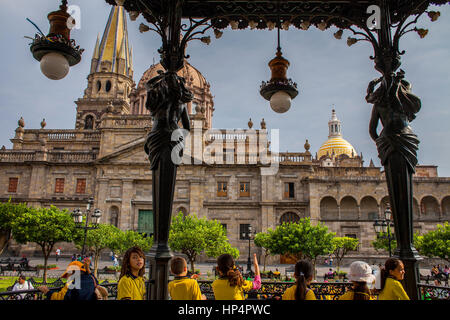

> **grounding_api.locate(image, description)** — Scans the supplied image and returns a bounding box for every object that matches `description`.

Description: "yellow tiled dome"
[317,109,357,159]
[318,136,357,159]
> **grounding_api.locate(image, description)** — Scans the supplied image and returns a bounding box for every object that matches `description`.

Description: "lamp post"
[72,197,101,258]
[373,205,394,257]
[242,225,255,275]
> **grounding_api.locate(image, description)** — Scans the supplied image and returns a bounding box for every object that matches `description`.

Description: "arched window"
[96,80,101,92]
[280,212,300,224]
[360,196,378,220]
[442,196,450,217]
[320,196,338,220]
[110,206,119,227]
[421,196,440,220]
[175,207,188,217]
[340,196,358,220]
[84,115,94,130]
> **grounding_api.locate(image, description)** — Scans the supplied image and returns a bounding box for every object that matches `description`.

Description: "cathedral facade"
[1,5,449,263]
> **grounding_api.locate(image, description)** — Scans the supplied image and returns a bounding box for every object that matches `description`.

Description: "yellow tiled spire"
[93,5,132,77]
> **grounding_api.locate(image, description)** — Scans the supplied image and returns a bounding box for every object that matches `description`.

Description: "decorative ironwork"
[1,280,448,300]
[105,0,450,300]
[418,284,450,300]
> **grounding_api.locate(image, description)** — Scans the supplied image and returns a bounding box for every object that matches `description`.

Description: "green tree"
[268,218,335,278]
[109,229,153,260]
[415,222,450,263]
[254,230,273,272]
[0,200,28,255]
[371,232,397,256]
[74,224,122,277]
[169,212,239,272]
[331,237,359,272]
[11,206,76,282]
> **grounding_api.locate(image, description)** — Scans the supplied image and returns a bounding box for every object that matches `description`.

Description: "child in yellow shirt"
[338,261,376,300]
[378,258,409,300]
[282,259,316,300]
[212,253,261,300]
[168,256,206,300]
[117,246,146,300]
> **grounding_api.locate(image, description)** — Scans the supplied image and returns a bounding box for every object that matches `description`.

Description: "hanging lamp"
[260,20,298,113]
[29,0,84,80]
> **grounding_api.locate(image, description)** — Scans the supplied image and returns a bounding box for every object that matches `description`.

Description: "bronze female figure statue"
[144,70,192,257]
[366,68,421,262]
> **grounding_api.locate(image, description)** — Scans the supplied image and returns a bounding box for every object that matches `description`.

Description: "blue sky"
[1,1,450,176]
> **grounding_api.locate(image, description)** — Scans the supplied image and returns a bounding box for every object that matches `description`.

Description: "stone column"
[121,179,134,230]
[96,178,109,225]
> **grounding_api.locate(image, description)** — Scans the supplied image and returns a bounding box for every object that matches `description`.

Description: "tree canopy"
[415,222,450,263]
[11,205,76,282]
[331,236,359,271]
[169,212,239,272]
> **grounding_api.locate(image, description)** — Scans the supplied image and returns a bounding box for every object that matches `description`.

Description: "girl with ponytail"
[378,258,409,300]
[212,253,261,300]
[282,259,316,300]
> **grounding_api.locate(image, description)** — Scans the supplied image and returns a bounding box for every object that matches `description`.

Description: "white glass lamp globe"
[269,91,291,113]
[40,52,70,80]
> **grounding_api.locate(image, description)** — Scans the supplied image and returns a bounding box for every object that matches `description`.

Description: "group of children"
[116,246,410,301]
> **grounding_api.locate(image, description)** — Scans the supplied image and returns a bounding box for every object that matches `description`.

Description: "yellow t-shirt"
[212,278,253,300]
[168,277,203,300]
[338,290,375,300]
[117,274,146,300]
[282,285,316,300]
[379,277,410,300]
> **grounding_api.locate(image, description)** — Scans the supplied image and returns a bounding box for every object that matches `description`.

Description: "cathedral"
[1,5,449,263]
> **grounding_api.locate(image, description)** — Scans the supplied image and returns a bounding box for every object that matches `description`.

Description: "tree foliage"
[11,206,76,282]
[0,200,28,255]
[268,218,335,262]
[415,222,450,263]
[331,237,359,271]
[109,229,153,258]
[254,230,273,272]
[74,223,122,277]
[371,232,397,256]
[169,212,239,272]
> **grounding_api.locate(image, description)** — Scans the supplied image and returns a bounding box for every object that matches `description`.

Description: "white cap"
[348,261,376,284]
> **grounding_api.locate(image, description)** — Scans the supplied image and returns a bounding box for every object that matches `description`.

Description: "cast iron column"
[144,0,192,300]
[366,0,422,300]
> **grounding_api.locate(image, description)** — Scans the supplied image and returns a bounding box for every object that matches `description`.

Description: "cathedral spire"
[91,5,133,77]
[76,4,135,130]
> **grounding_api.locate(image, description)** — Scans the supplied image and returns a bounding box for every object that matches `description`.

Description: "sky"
[1,1,450,176]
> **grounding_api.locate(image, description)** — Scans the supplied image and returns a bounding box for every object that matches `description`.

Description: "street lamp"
[242,225,256,275]
[29,0,84,80]
[72,197,101,257]
[373,205,394,257]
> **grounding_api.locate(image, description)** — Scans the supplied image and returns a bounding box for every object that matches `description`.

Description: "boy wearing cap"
[168,256,206,300]
[38,259,99,300]
[339,261,376,300]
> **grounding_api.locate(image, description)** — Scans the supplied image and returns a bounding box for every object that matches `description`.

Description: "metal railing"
[1,279,448,300]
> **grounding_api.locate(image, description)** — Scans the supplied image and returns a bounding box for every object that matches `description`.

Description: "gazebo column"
[366,0,422,300]
[145,0,190,300]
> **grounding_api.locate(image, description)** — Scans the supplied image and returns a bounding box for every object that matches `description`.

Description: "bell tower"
[75,4,134,130]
